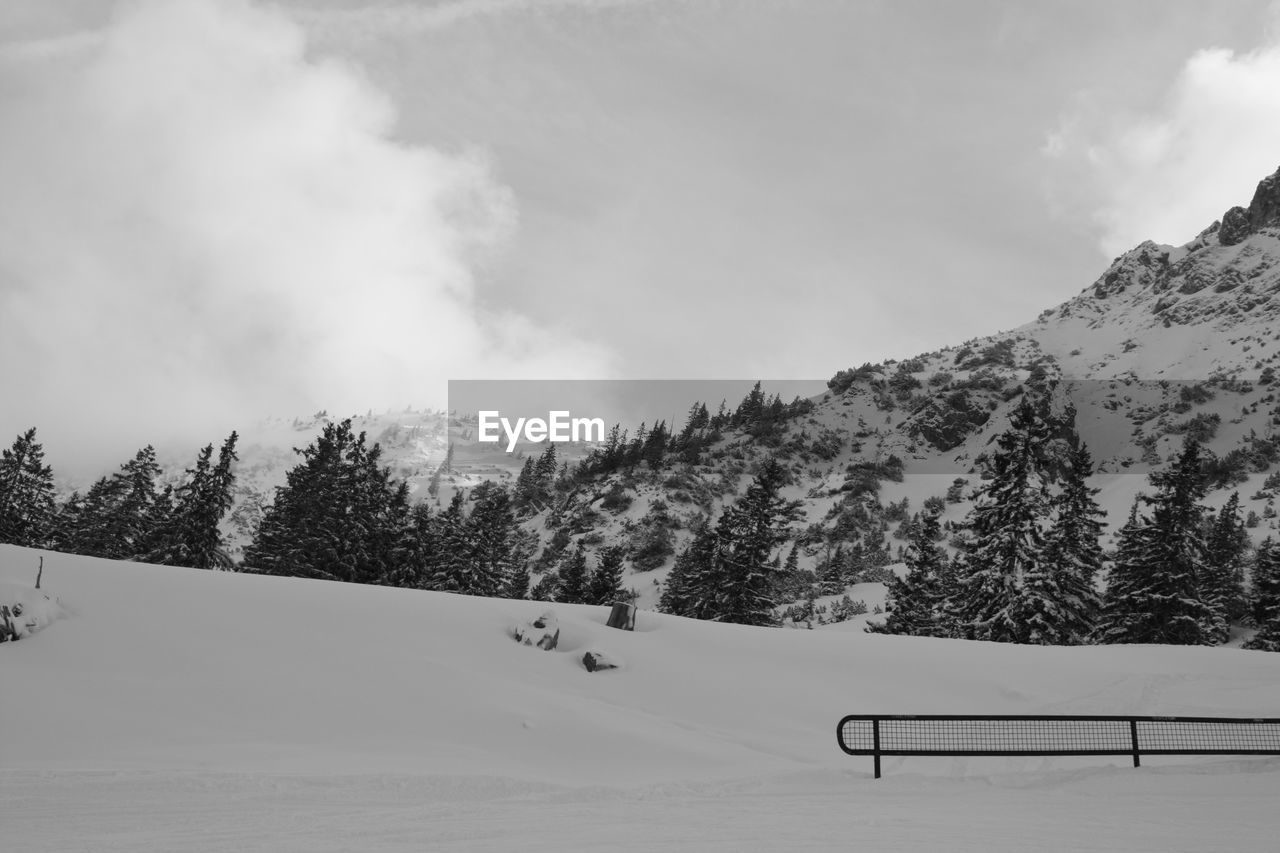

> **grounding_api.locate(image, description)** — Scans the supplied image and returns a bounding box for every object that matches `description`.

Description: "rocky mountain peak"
[1055,168,1280,337]
[1218,166,1280,246]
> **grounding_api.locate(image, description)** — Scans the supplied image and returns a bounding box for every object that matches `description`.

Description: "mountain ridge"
[24,168,1280,617]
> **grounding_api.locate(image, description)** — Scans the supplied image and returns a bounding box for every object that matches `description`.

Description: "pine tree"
[461,483,520,597]
[503,562,531,600]
[1022,442,1104,645]
[626,423,647,468]
[782,542,799,575]
[59,476,119,556]
[1202,492,1249,635]
[0,428,58,548]
[49,490,84,552]
[114,446,165,558]
[660,516,716,618]
[244,420,410,584]
[587,544,627,605]
[709,399,730,432]
[60,446,165,559]
[642,420,669,470]
[146,432,239,569]
[532,444,558,505]
[1094,438,1219,645]
[1092,500,1143,636]
[556,543,590,604]
[513,456,537,510]
[703,457,803,626]
[628,500,676,571]
[530,570,560,602]
[868,512,948,636]
[424,491,470,591]
[676,401,709,464]
[388,502,435,589]
[732,381,766,430]
[1244,539,1280,651]
[950,399,1054,643]
[147,443,210,560]
[817,544,847,596]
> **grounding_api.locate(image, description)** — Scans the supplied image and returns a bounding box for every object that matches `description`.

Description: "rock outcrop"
[1220,166,1280,246]
[582,650,622,672]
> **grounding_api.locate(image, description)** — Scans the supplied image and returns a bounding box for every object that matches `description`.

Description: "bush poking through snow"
[513,610,560,650]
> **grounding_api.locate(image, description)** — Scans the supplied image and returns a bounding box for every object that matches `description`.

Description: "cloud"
[0,0,611,472]
[1044,19,1280,257]
[290,0,650,44]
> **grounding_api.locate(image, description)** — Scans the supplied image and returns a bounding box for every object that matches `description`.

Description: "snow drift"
[4,543,1280,851]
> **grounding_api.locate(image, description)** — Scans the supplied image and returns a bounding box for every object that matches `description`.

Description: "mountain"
[475,166,1280,614]
[32,169,1280,618]
[1027,164,1280,378]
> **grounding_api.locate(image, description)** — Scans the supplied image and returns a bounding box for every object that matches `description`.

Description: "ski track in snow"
[6,763,1280,852]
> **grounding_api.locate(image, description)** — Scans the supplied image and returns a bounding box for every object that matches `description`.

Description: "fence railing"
[836,714,1280,778]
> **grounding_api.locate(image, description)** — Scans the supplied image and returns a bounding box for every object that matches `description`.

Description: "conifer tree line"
[226,421,642,603]
[0,427,240,569]
[1,421,803,624]
[5,383,1280,649]
[0,422,634,605]
[574,381,814,477]
[867,395,1275,648]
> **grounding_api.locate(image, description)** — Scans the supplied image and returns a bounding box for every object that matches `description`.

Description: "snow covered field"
[4,543,1280,851]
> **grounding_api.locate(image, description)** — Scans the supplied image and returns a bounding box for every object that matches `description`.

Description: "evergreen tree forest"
[1,381,1276,652]
[865,400,1248,648]
[574,381,815,478]
[875,397,1107,645]
[0,428,241,568]
[1094,439,1236,645]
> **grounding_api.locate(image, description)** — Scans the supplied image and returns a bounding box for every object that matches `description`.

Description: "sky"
[3,0,1280,471]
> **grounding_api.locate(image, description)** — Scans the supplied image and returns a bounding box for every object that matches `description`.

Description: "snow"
[0,577,67,639]
[4,542,1280,851]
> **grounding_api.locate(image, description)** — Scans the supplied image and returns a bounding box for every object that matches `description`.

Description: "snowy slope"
[5,543,1280,851]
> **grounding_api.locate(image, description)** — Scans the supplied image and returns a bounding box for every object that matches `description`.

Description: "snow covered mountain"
[1024,166,1280,380]
[48,169,1280,615]
[469,167,1280,611]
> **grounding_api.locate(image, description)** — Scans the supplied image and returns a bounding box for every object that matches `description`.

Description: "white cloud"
[0,0,611,470]
[1044,24,1280,257]
[290,0,650,44]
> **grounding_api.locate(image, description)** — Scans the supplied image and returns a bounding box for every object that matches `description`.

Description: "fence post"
[1130,719,1141,768]
[873,717,882,779]
[606,602,636,630]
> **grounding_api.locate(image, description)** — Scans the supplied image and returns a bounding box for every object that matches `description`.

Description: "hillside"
[440,168,1280,614]
[4,543,1280,850]
[32,169,1280,620]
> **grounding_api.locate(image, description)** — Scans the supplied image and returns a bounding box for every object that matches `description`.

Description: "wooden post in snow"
[0,605,15,642]
[606,602,636,631]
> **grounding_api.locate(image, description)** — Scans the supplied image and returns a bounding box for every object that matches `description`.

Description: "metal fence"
[836,714,1280,778]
